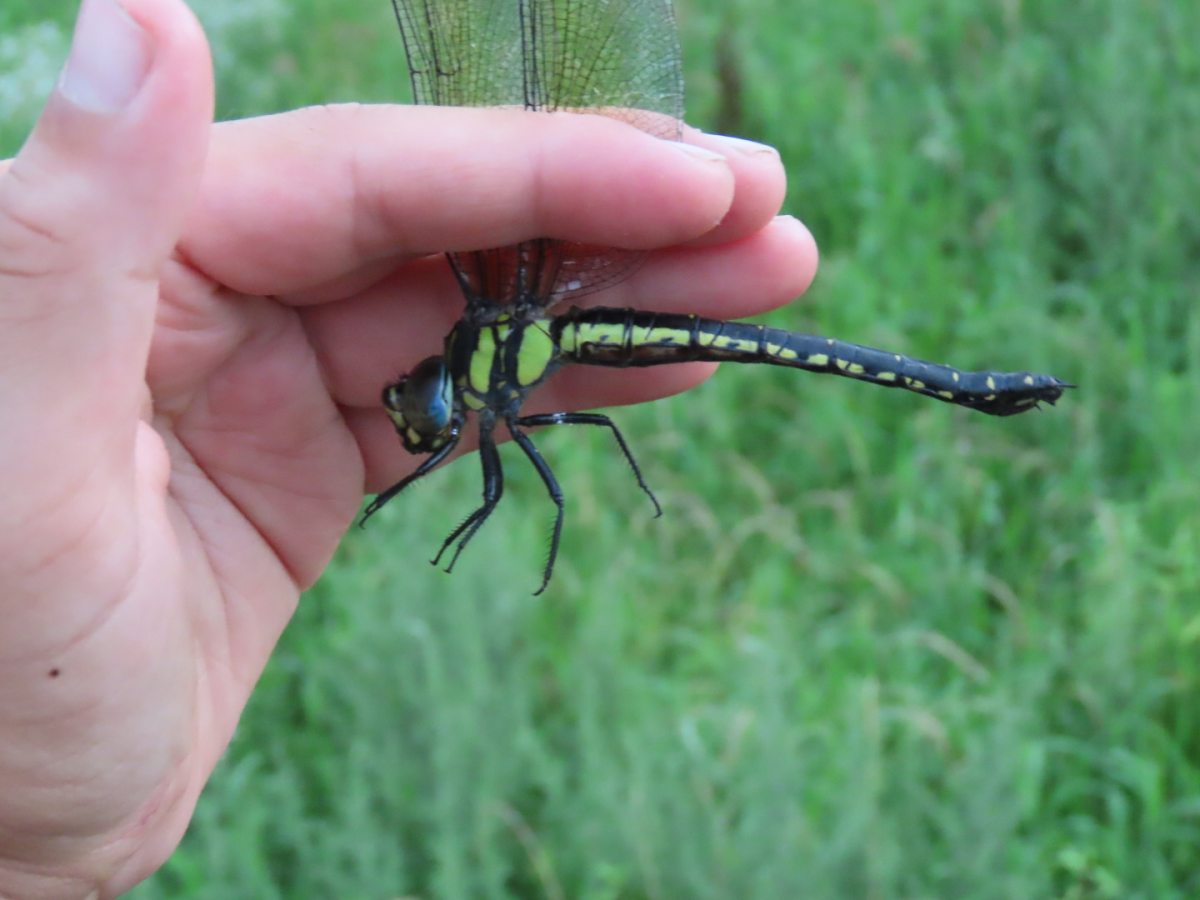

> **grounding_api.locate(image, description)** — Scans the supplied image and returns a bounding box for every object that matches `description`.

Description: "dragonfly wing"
[393,0,681,128]
[391,0,684,312]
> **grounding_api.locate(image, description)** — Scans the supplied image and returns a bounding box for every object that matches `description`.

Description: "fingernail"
[59,0,153,114]
[671,141,727,163]
[703,133,779,157]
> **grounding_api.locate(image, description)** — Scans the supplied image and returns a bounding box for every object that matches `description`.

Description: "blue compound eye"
[406,356,452,431]
[382,356,454,453]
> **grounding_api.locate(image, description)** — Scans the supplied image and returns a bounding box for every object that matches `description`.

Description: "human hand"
[0,0,814,894]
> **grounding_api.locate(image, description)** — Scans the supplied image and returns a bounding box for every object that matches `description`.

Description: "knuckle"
[0,164,82,280]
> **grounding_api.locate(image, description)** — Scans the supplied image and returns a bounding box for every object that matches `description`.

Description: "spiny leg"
[431,421,503,572]
[516,412,662,517]
[361,434,460,525]
[507,419,565,596]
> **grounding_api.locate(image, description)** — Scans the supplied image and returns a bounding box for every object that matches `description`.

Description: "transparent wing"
[392,0,684,312]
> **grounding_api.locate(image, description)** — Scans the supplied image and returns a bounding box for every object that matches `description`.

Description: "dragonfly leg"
[361,434,460,525]
[515,412,662,518]
[506,419,564,596]
[432,421,503,573]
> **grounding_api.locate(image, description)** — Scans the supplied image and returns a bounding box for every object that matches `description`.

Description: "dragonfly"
[363,0,1070,594]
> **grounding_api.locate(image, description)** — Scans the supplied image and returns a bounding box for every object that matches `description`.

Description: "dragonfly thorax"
[383,356,459,453]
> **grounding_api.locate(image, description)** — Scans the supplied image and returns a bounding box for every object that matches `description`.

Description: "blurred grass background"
[3,0,1199,897]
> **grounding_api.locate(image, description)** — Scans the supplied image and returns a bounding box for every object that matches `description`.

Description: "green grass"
[4,0,1200,896]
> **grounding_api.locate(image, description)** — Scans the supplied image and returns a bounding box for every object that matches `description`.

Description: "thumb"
[0,0,212,523]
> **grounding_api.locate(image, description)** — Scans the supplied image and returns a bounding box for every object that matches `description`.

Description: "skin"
[0,0,816,896]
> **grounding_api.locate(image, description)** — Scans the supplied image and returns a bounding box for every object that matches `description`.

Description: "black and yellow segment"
[552,307,1069,417]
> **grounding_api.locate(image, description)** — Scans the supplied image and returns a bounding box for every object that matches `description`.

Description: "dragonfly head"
[382,356,458,454]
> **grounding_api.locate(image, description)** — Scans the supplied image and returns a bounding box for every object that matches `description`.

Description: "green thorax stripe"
[451,316,562,407]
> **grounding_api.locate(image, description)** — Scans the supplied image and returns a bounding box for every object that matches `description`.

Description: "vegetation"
[3,0,1198,896]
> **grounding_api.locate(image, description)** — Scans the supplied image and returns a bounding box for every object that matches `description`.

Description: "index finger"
[179,103,739,297]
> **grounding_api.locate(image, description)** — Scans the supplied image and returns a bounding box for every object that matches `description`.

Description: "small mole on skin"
[49,668,61,678]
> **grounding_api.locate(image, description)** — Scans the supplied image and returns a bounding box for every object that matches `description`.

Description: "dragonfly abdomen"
[553,306,1068,417]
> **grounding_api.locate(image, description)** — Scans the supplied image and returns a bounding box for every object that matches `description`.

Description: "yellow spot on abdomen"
[631,325,690,347]
[568,322,625,352]
[765,343,799,361]
[710,336,759,353]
